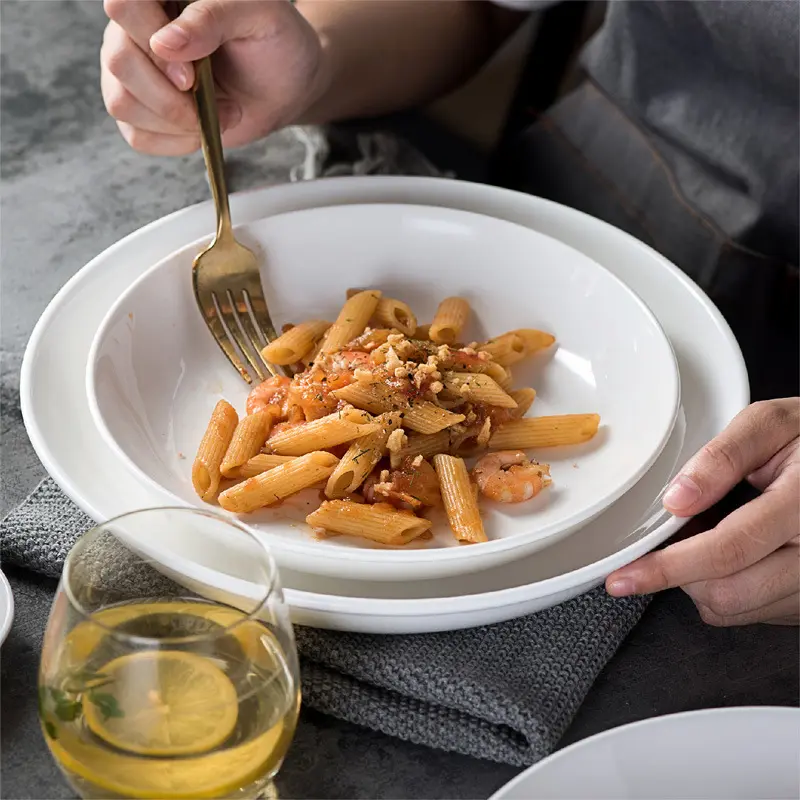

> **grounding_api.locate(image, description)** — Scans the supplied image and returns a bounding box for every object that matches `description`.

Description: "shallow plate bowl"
[87,203,679,581]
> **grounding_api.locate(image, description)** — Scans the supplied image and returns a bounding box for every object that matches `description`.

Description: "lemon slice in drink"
[83,650,238,757]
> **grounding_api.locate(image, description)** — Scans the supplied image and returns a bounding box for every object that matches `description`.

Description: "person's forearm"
[296,0,522,123]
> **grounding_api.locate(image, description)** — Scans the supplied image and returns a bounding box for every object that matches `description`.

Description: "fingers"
[607,481,799,595]
[103,0,194,89]
[682,544,799,622]
[693,586,800,627]
[748,438,800,492]
[662,399,800,517]
[104,0,170,55]
[115,122,200,156]
[150,0,282,62]
[102,23,197,133]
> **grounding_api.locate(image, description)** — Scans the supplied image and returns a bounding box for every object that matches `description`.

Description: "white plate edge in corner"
[489,706,800,800]
[0,569,14,646]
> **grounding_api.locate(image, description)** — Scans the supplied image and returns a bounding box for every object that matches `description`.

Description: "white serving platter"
[21,177,747,633]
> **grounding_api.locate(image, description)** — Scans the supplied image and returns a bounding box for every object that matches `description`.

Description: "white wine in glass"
[39,508,300,799]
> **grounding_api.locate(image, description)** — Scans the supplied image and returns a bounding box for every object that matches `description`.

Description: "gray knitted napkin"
[1,477,649,766]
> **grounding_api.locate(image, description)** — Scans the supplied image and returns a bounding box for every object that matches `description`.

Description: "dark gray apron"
[508,80,799,402]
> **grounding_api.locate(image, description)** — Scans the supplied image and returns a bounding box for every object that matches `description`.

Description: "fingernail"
[663,474,702,512]
[607,577,636,596]
[218,100,242,132]
[165,62,190,90]
[152,24,190,51]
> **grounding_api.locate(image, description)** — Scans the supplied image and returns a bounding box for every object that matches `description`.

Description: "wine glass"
[38,507,300,800]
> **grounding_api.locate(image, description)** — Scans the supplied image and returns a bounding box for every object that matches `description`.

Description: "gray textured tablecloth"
[2,478,648,766]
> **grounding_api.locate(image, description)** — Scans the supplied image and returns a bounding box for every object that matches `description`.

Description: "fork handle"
[174,0,233,243]
[192,56,234,243]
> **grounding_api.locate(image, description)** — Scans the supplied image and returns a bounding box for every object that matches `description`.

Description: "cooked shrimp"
[246,376,292,417]
[266,418,304,444]
[472,450,551,503]
[288,352,367,420]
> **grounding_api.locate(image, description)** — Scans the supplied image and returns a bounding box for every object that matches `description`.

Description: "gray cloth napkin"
[1,478,649,766]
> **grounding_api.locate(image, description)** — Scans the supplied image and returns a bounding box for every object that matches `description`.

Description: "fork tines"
[202,289,282,384]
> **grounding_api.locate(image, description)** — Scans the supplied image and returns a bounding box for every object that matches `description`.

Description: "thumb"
[150,0,277,61]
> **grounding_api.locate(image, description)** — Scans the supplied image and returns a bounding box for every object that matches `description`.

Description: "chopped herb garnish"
[88,692,124,721]
[44,720,58,740]
[352,449,370,463]
[53,697,82,722]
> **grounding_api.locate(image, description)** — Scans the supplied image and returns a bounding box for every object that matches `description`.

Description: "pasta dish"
[192,290,600,546]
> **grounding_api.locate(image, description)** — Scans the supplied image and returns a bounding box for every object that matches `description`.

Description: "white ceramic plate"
[88,203,679,581]
[21,177,748,633]
[491,707,800,799]
[0,570,14,646]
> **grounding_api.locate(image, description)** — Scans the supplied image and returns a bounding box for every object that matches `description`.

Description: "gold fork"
[188,54,281,384]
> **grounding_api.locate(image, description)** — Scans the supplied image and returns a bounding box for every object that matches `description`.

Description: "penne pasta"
[478,333,526,366]
[489,414,601,449]
[228,453,297,480]
[404,402,466,434]
[347,288,418,337]
[266,407,381,456]
[332,381,466,433]
[319,290,381,354]
[330,381,392,415]
[261,320,330,365]
[374,297,417,336]
[194,286,600,547]
[429,297,470,344]
[445,355,510,387]
[511,328,556,355]
[192,400,238,501]
[350,327,393,351]
[389,429,450,468]
[442,372,518,408]
[218,452,339,513]
[509,388,537,417]
[306,500,432,545]
[496,367,514,391]
[413,323,432,341]
[433,454,487,543]
[220,411,273,477]
[326,412,402,498]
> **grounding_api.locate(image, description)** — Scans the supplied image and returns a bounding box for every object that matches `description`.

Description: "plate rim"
[85,201,681,565]
[489,706,800,800]
[0,569,14,646]
[20,176,749,619]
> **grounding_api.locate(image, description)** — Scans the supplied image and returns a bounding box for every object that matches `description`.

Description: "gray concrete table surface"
[1,2,797,799]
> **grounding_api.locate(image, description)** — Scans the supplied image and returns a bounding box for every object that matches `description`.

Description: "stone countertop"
[1,2,797,799]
